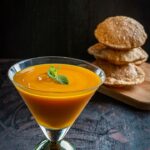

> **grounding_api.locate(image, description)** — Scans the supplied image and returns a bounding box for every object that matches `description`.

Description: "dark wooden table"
[0,59,150,150]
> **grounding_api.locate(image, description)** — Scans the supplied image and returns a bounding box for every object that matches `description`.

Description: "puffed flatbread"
[95,59,145,87]
[88,43,148,65]
[134,58,147,65]
[95,16,147,49]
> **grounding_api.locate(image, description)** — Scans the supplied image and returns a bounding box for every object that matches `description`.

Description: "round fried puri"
[88,43,148,65]
[95,59,145,87]
[134,58,147,65]
[95,16,147,49]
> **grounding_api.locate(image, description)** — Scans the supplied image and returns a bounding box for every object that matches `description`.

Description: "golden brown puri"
[88,43,148,65]
[134,58,147,65]
[95,16,147,49]
[95,59,145,87]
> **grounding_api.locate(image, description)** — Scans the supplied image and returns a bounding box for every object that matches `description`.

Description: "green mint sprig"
[47,66,69,85]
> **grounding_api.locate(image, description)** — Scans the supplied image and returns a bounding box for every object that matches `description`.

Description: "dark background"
[1,0,150,60]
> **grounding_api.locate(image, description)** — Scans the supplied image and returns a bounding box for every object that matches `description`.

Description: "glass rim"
[8,56,105,95]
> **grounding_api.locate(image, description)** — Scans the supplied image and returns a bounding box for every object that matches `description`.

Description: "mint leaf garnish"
[47,66,69,85]
[57,75,69,84]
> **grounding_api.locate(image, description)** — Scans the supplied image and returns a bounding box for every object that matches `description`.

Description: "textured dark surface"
[0,59,150,150]
[1,0,150,60]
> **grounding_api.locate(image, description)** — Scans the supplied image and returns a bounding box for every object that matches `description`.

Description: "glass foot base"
[35,139,75,150]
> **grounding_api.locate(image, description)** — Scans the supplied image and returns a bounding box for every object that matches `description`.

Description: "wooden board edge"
[98,86,150,110]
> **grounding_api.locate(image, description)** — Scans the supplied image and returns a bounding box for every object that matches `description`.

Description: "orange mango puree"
[14,64,101,129]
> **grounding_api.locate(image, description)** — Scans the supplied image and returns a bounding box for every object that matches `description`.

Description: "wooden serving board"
[97,63,150,110]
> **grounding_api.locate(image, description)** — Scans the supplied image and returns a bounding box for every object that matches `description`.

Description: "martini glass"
[8,56,105,150]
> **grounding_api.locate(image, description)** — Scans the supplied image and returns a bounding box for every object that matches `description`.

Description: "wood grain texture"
[98,63,150,110]
[0,59,150,150]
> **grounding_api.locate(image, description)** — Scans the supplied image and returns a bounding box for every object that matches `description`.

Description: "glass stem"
[49,141,61,150]
[39,125,70,141]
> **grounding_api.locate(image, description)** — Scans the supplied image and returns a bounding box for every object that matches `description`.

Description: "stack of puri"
[88,16,148,87]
